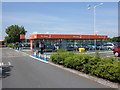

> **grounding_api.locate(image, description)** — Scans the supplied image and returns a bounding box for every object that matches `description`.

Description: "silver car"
[103,43,116,50]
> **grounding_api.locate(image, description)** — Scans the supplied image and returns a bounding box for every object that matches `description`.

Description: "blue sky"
[2,2,118,39]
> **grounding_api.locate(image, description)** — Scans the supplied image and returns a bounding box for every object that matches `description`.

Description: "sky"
[2,2,118,39]
[0,2,2,40]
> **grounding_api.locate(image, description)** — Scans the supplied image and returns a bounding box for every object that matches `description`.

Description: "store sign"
[20,34,25,39]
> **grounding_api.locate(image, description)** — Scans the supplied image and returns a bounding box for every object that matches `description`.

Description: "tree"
[107,36,120,42]
[111,36,120,42]
[5,25,27,43]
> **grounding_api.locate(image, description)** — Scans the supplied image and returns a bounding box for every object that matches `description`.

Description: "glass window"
[107,44,112,46]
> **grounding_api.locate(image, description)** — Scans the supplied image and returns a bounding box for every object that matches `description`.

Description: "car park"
[113,44,120,57]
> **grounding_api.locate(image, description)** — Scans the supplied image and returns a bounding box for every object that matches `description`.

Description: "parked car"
[103,43,116,50]
[74,43,82,51]
[87,43,97,50]
[54,43,61,50]
[15,43,22,47]
[80,44,89,51]
[44,44,56,52]
[113,44,120,57]
[66,43,74,51]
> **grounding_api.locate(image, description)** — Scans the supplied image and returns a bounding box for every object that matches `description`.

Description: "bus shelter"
[29,34,108,52]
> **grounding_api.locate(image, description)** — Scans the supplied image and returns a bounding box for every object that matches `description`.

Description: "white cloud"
[32,32,39,34]
[3,12,65,25]
[97,29,118,37]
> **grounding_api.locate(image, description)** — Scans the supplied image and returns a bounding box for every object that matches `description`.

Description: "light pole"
[88,3,103,50]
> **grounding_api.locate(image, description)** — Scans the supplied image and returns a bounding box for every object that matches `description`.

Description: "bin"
[79,48,85,52]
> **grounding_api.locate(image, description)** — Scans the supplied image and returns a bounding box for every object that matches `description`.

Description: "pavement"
[1,48,117,88]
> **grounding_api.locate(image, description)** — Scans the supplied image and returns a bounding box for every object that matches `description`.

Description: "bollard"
[38,52,42,59]
[15,48,19,51]
[33,51,37,58]
[19,48,21,51]
[43,53,48,61]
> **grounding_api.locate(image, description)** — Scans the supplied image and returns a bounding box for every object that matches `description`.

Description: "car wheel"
[114,52,119,57]
[108,48,112,50]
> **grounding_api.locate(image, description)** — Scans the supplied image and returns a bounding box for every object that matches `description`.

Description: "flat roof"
[30,34,108,40]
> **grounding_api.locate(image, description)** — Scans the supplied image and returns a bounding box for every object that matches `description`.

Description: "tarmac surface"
[1,48,111,88]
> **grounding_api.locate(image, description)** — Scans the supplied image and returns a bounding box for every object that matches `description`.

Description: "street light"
[87,3,103,50]
[88,3,103,34]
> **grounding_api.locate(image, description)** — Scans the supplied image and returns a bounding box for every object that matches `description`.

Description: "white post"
[94,7,96,50]
[93,7,96,35]
[38,52,41,59]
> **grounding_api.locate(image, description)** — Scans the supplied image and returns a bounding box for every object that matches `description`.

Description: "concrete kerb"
[29,55,49,64]
[17,50,118,88]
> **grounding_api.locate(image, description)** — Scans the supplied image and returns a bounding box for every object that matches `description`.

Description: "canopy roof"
[30,34,108,40]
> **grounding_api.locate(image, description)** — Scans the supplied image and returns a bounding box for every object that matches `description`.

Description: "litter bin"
[79,48,85,52]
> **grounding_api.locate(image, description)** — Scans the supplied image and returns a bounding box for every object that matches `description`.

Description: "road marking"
[29,55,48,64]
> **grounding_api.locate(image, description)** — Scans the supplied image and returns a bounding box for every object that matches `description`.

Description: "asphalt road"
[2,48,109,88]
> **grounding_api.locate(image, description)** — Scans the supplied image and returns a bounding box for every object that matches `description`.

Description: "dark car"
[113,44,120,57]
[66,43,74,51]
[44,44,56,52]
[74,43,82,51]
[15,43,22,47]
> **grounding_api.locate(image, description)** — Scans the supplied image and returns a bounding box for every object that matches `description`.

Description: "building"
[29,34,108,51]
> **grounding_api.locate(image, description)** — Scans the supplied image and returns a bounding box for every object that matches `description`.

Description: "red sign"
[20,34,25,39]
[30,34,108,40]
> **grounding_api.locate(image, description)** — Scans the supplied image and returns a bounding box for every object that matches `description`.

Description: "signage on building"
[20,34,25,39]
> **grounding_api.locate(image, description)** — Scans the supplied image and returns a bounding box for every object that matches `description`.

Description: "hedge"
[50,52,120,83]
[7,44,20,49]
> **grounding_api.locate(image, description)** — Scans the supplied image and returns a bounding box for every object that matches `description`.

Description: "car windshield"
[107,44,112,46]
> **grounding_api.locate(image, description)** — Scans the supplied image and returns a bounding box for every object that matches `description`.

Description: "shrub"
[57,49,66,53]
[8,44,14,48]
[92,62,120,82]
[50,52,74,65]
[50,52,120,82]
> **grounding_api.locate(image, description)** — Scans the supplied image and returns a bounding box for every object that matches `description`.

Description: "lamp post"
[88,3,103,50]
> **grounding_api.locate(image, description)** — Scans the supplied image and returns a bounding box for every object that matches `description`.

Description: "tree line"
[108,36,120,42]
